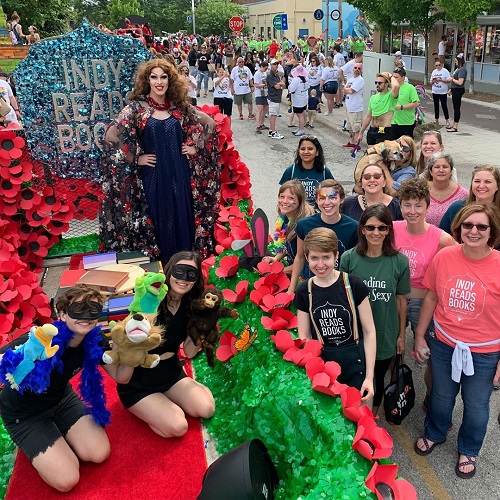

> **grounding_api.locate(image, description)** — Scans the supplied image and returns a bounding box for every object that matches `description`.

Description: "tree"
[107,0,144,30]
[73,0,109,27]
[435,0,492,93]
[3,0,73,37]
[348,0,396,34]
[138,0,192,35]
[193,0,246,36]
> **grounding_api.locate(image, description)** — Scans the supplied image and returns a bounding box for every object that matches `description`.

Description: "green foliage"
[348,0,395,34]
[137,0,191,35]
[435,0,492,28]
[107,0,144,30]
[73,0,109,27]
[193,0,246,36]
[3,0,72,37]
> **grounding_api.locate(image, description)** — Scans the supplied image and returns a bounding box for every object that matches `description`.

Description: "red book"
[59,269,87,288]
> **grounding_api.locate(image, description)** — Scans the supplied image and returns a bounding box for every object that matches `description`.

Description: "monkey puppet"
[187,287,239,367]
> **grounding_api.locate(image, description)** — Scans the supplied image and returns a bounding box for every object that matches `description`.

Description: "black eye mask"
[171,264,199,282]
[67,301,103,320]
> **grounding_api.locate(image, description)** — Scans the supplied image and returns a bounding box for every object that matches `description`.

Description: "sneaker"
[309,124,315,128]
[270,131,284,139]
[265,113,269,118]
[293,130,305,137]
[323,112,331,116]
[255,128,262,134]
[343,142,356,148]
[268,130,274,137]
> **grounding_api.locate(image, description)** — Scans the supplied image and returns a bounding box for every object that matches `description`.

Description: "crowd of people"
[0,21,499,493]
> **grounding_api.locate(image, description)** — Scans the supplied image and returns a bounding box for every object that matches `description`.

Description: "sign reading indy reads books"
[14,20,152,181]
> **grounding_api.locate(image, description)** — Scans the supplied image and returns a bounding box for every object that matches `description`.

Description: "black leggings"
[432,93,449,120]
[373,356,395,407]
[451,87,465,123]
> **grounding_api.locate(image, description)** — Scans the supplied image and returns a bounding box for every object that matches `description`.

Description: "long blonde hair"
[278,180,315,241]
[466,164,500,208]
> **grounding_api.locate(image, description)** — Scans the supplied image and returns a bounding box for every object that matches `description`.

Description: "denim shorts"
[407,297,434,336]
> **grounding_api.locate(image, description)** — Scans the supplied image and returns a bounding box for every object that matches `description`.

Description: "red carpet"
[5,362,207,500]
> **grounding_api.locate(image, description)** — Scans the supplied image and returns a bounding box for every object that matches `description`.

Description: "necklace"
[147,95,170,111]
[361,195,368,208]
[273,214,290,252]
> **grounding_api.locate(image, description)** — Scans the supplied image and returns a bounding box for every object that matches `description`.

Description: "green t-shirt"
[340,250,410,360]
[262,40,271,51]
[297,38,308,53]
[368,91,397,117]
[351,40,365,53]
[255,40,263,52]
[249,40,257,51]
[393,82,420,125]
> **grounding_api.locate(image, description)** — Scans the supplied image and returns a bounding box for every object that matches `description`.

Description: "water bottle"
[415,347,429,368]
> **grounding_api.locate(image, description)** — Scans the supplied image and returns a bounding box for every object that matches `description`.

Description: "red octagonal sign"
[229,16,244,32]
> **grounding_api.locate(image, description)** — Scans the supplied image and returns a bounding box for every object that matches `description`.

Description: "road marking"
[391,424,452,500]
[475,113,497,120]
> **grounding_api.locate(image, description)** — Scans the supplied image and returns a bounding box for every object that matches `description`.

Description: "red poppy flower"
[5,122,21,131]
[38,186,61,213]
[30,288,53,321]
[352,415,394,460]
[261,309,298,331]
[0,279,17,302]
[251,289,294,313]
[0,196,18,216]
[0,130,25,160]
[216,330,238,362]
[0,164,32,184]
[215,254,239,278]
[25,207,51,227]
[270,330,306,353]
[52,200,76,223]
[18,187,42,210]
[13,301,37,330]
[365,463,418,500]
[283,339,322,366]
[0,178,20,197]
[223,280,248,303]
[305,356,325,379]
[218,205,244,223]
[0,311,15,336]
[256,261,285,276]
[201,254,216,282]
[254,272,290,295]
[26,232,50,257]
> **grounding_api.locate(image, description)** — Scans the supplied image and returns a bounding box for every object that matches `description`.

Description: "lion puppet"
[103,313,164,368]
[353,140,405,193]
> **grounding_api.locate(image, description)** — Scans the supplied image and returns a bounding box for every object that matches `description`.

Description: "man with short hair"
[266,59,286,139]
[343,63,364,148]
[339,52,362,85]
[437,35,447,65]
[391,67,419,138]
[230,57,255,120]
[394,50,406,69]
[357,72,400,145]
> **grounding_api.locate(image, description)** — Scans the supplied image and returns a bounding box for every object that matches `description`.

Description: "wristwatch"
[400,105,404,110]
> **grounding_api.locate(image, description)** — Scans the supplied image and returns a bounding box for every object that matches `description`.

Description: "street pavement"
[220,92,500,500]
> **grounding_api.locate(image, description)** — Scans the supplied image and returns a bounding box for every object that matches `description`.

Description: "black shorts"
[323,81,338,94]
[292,105,307,114]
[213,97,233,116]
[2,386,86,461]
[117,356,188,409]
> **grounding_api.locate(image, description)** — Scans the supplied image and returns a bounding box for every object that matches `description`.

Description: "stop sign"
[229,16,244,32]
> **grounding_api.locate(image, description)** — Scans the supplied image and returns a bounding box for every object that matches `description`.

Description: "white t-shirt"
[320,66,339,84]
[340,59,356,81]
[307,64,323,87]
[230,65,253,95]
[213,76,233,99]
[344,75,364,113]
[0,81,18,125]
[187,75,197,99]
[288,76,309,107]
[438,40,447,56]
[253,69,268,97]
[431,68,451,94]
[333,53,346,68]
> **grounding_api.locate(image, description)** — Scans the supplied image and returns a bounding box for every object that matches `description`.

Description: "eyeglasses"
[363,225,390,232]
[375,81,386,85]
[354,66,362,70]
[397,143,410,153]
[394,68,405,74]
[362,173,384,180]
[461,222,490,232]
[435,64,442,67]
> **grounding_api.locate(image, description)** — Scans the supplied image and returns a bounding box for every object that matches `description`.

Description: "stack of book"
[78,269,129,293]
[106,295,135,322]
[83,252,117,270]
[117,251,150,266]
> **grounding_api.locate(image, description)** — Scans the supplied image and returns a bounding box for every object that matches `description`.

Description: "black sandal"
[455,455,476,479]
[414,437,445,456]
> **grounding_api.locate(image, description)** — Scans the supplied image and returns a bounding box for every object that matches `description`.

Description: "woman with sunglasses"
[431,60,451,128]
[414,203,500,479]
[426,152,468,226]
[439,164,500,240]
[342,163,403,222]
[340,204,410,415]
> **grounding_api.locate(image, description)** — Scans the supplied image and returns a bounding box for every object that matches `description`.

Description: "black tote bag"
[384,354,415,425]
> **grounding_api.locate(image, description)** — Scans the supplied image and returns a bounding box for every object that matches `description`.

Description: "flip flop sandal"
[447,127,458,133]
[288,124,296,127]
[239,114,244,120]
[455,455,476,479]
[446,123,452,129]
[414,437,445,456]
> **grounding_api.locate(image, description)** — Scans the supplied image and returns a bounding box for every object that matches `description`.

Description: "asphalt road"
[221,94,500,500]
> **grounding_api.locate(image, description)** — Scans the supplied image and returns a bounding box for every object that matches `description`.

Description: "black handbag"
[383,354,415,425]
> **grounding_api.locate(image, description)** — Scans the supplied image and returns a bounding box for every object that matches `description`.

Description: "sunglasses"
[435,64,442,67]
[461,222,490,232]
[362,173,384,180]
[363,224,390,232]
[375,81,386,85]
[398,144,410,153]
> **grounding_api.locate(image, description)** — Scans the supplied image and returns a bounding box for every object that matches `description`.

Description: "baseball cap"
[270,59,279,64]
[394,50,402,56]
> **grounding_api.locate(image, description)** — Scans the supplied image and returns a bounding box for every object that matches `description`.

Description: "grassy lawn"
[0,59,23,73]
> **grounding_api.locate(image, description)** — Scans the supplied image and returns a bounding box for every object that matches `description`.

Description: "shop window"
[392,31,402,54]
[484,26,500,64]
[467,27,485,62]
[402,30,412,55]
[412,32,426,56]
[381,33,390,54]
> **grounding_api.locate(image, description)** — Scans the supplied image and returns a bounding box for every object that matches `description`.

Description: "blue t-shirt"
[391,165,416,190]
[295,213,359,279]
[438,199,465,235]
[279,164,334,206]
[308,96,320,111]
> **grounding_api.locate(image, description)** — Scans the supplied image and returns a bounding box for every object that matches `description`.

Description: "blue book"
[83,252,117,269]
[108,295,134,312]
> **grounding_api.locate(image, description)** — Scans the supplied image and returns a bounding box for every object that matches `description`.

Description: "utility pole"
[191,0,196,35]
[325,0,329,53]
[338,0,343,39]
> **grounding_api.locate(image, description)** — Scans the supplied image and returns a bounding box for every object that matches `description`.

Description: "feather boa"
[273,214,290,252]
[0,321,110,426]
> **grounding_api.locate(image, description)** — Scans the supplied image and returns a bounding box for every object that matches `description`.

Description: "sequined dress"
[141,116,194,262]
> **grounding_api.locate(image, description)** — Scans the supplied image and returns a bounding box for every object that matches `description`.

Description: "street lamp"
[191,0,196,34]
